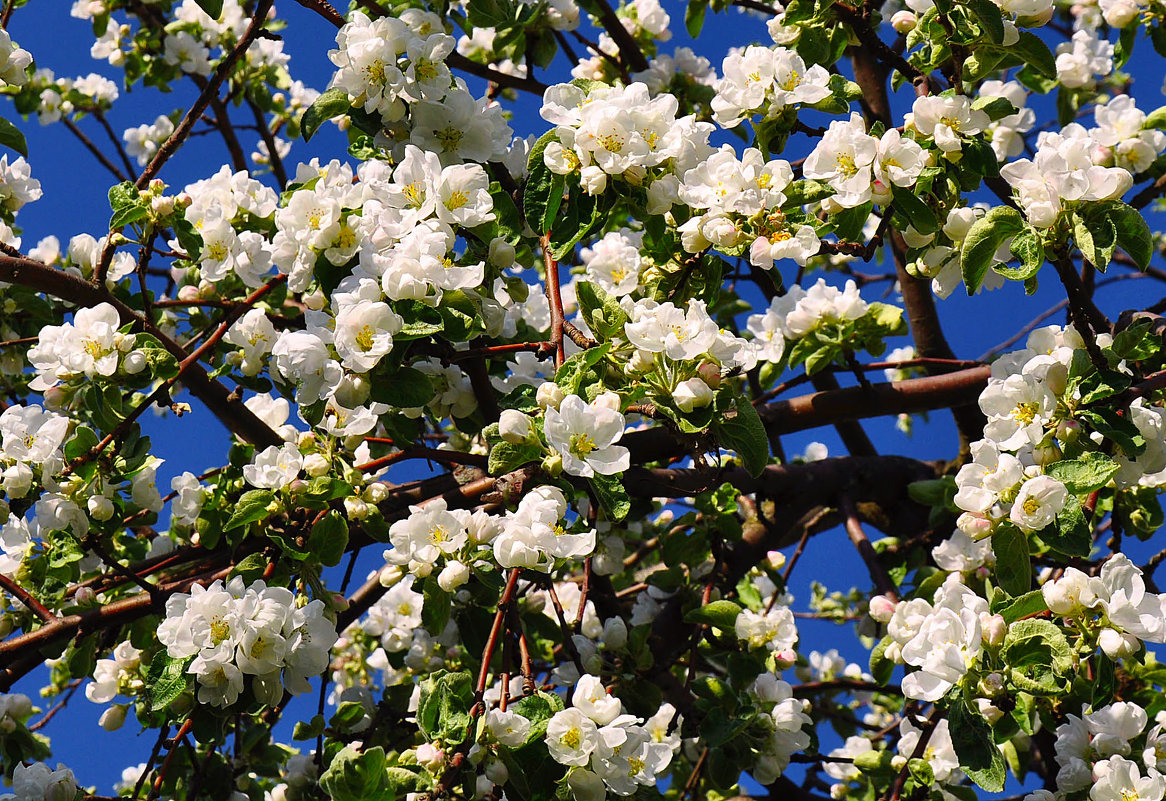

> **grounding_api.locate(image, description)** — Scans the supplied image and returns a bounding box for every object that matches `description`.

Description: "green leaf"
[1109,202,1153,271]
[712,400,770,477]
[992,525,1030,596]
[225,489,277,531]
[488,440,542,476]
[549,191,611,260]
[781,179,835,208]
[146,650,193,712]
[1001,618,1073,695]
[1046,452,1120,494]
[192,0,224,17]
[869,635,895,685]
[421,577,452,634]
[998,590,1049,623]
[309,510,349,567]
[891,184,938,234]
[590,473,631,521]
[368,366,435,409]
[971,96,1016,121]
[320,746,394,801]
[0,116,28,158]
[684,599,743,629]
[523,130,564,233]
[996,226,1043,280]
[554,342,611,396]
[1013,31,1056,77]
[964,0,1005,43]
[301,86,350,142]
[685,0,710,36]
[1045,494,1092,557]
[417,670,474,746]
[108,181,148,230]
[1074,210,1116,270]
[961,206,1024,293]
[576,281,628,342]
[949,700,1006,792]
[229,552,269,583]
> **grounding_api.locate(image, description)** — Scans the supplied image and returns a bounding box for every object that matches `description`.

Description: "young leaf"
[684,600,743,629]
[712,400,770,477]
[992,524,1031,595]
[301,86,351,142]
[961,206,1024,293]
[948,700,1007,792]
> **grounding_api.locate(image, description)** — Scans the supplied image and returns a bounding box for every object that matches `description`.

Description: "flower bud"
[765,550,786,571]
[593,391,621,412]
[980,613,1006,647]
[488,237,516,269]
[774,649,797,668]
[627,348,655,375]
[956,512,994,540]
[304,288,327,311]
[416,743,445,771]
[978,672,1005,697]
[1099,628,1139,659]
[975,698,1004,725]
[484,758,509,785]
[602,616,628,649]
[537,381,564,410]
[869,595,896,623]
[696,362,722,388]
[580,166,607,195]
[379,564,405,587]
[673,377,713,413]
[437,560,470,592]
[410,558,434,579]
[302,453,330,478]
[891,9,917,31]
[568,770,606,801]
[364,482,390,504]
[475,775,495,799]
[88,495,115,521]
[99,704,128,731]
[75,586,97,606]
[344,496,369,521]
[498,409,533,444]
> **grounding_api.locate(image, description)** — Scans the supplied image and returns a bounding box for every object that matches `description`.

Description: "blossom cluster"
[542,675,679,796]
[157,577,338,708]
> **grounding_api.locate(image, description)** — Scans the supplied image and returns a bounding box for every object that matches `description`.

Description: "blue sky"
[5,0,1166,793]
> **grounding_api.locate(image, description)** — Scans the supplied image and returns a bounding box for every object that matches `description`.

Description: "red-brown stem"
[149,717,194,800]
[541,235,566,368]
[0,573,55,622]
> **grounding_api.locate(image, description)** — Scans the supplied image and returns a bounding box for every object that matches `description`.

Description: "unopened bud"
[1099,628,1140,659]
[891,9,917,32]
[537,382,564,410]
[498,409,533,444]
[869,595,896,624]
[303,453,330,477]
[981,613,1006,647]
[99,704,127,731]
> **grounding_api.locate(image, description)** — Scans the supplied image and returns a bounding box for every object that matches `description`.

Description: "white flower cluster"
[951,326,1099,537]
[711,46,831,128]
[745,278,870,364]
[804,113,926,209]
[1055,30,1114,89]
[181,164,279,287]
[1050,700,1166,798]
[883,574,995,702]
[1041,554,1166,659]
[157,577,338,707]
[0,763,77,801]
[0,30,31,88]
[541,81,714,196]
[674,145,819,268]
[735,603,798,660]
[86,640,143,730]
[0,404,69,506]
[1000,104,1149,227]
[27,303,150,392]
[329,10,512,165]
[542,675,678,797]
[745,674,813,783]
[123,115,175,167]
[906,94,990,156]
